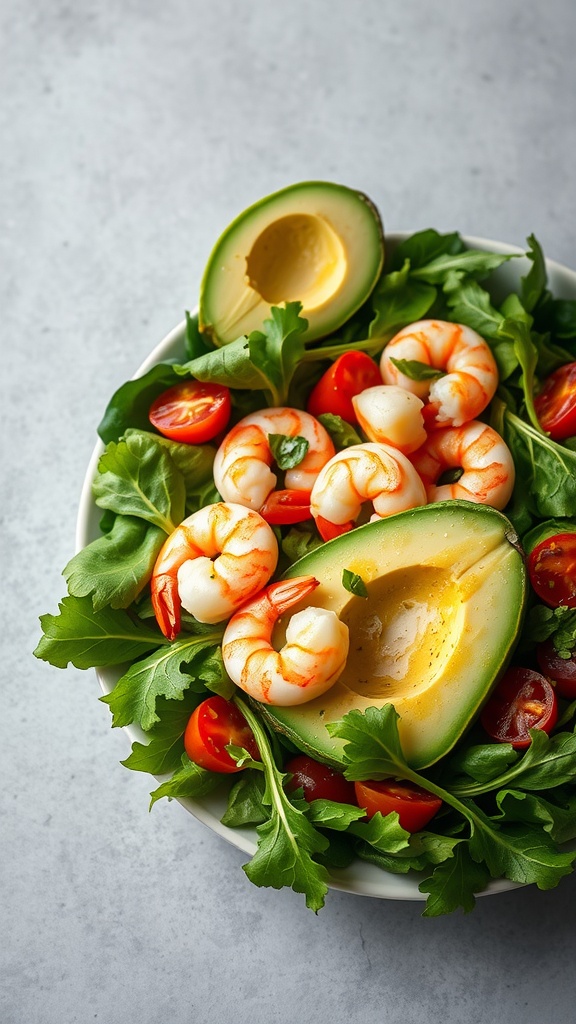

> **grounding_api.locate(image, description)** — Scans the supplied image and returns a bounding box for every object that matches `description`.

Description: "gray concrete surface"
[3,1,576,1022]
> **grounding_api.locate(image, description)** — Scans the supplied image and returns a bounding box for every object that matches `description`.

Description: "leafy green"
[101,626,227,730]
[411,248,517,285]
[121,691,201,775]
[419,844,491,916]
[388,357,445,382]
[317,414,363,449]
[149,753,221,808]
[522,604,576,657]
[234,697,330,912]
[185,303,308,407]
[267,433,309,470]
[63,515,165,611]
[389,228,465,270]
[498,402,576,517]
[98,362,189,445]
[341,568,368,598]
[368,259,436,339]
[92,433,185,533]
[35,595,166,669]
[221,772,268,827]
[124,429,218,514]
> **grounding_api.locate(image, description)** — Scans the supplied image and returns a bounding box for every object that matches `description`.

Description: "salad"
[36,182,576,916]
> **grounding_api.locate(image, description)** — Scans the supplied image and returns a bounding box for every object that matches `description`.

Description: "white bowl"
[76,234,576,903]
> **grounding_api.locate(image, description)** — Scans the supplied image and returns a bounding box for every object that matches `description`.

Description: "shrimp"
[352,384,427,454]
[309,442,427,540]
[410,420,515,509]
[213,407,335,510]
[380,319,498,427]
[151,502,278,640]
[221,576,349,706]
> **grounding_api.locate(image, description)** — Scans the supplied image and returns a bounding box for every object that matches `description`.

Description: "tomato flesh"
[284,754,357,804]
[306,351,382,424]
[184,696,259,773]
[480,667,558,748]
[527,532,576,608]
[259,489,312,525]
[537,638,576,699]
[149,380,231,443]
[353,779,442,832]
[534,361,576,441]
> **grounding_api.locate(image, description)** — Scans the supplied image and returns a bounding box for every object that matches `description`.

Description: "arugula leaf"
[184,310,214,360]
[465,801,575,889]
[63,515,165,611]
[347,811,411,853]
[221,772,268,827]
[450,729,576,797]
[93,433,185,533]
[101,627,226,730]
[341,568,368,598]
[121,691,201,775]
[444,278,504,341]
[268,433,309,470]
[499,403,576,517]
[149,753,221,808]
[522,604,576,657]
[411,249,516,286]
[494,788,576,845]
[304,798,367,832]
[390,229,465,271]
[446,742,519,786]
[521,235,548,314]
[34,595,165,669]
[496,318,541,430]
[419,844,491,917]
[235,697,330,912]
[186,303,308,407]
[368,259,436,339]
[328,704,411,781]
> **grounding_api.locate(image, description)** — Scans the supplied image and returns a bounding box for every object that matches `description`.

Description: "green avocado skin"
[198,180,385,345]
[259,501,527,770]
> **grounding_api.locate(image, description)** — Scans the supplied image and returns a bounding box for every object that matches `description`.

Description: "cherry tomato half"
[480,667,558,749]
[306,351,382,424]
[527,533,576,608]
[259,489,313,525]
[149,380,231,443]
[184,696,259,773]
[353,779,442,833]
[537,638,576,699]
[534,361,576,441]
[284,754,357,804]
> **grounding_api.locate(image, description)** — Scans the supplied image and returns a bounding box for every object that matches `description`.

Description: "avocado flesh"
[199,181,384,344]
[261,502,526,770]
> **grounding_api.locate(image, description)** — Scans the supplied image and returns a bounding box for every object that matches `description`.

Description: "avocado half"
[198,181,384,345]
[261,502,527,770]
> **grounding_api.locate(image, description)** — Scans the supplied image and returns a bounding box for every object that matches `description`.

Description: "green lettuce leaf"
[92,433,185,533]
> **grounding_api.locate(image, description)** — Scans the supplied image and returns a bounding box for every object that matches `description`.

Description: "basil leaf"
[317,413,363,450]
[388,357,445,382]
[268,433,309,470]
[341,568,368,598]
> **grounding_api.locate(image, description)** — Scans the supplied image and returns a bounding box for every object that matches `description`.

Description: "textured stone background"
[3,2,576,1022]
